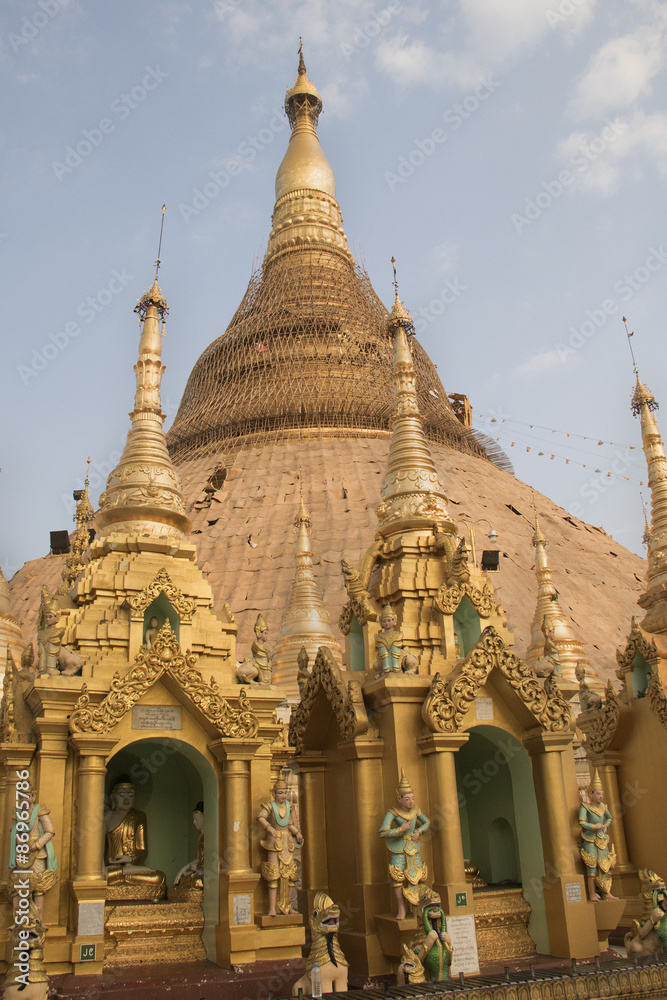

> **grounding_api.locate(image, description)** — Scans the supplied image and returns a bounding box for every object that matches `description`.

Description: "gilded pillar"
[33,719,70,931]
[524,731,598,958]
[296,749,328,912]
[417,733,471,914]
[0,743,34,944]
[69,735,118,884]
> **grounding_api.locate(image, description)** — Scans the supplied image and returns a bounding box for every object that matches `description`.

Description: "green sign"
[80,944,96,962]
[455,892,468,907]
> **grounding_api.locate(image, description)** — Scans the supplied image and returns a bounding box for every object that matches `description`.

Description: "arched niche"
[349,616,365,671]
[454,725,548,952]
[631,650,650,698]
[105,738,218,958]
[143,593,180,643]
[453,595,482,657]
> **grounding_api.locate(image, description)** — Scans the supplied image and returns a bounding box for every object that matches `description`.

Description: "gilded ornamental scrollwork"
[647,670,667,730]
[577,681,622,753]
[69,621,258,738]
[128,567,195,621]
[435,579,496,619]
[422,627,573,735]
[616,617,658,676]
[289,646,369,751]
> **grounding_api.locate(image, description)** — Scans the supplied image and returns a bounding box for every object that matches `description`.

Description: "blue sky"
[2,0,666,578]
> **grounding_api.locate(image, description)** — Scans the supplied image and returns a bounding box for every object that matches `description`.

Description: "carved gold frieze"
[435,579,496,618]
[647,670,667,730]
[289,646,369,751]
[616,617,658,676]
[69,621,258,738]
[577,681,622,753]
[422,627,573,735]
[128,567,196,621]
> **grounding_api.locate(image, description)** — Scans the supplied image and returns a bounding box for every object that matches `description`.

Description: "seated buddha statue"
[168,801,205,901]
[104,777,166,901]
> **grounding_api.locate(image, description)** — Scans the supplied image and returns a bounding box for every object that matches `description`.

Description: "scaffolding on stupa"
[167,245,510,471]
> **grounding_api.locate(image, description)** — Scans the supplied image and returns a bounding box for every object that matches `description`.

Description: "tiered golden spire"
[270,488,343,698]
[376,281,455,534]
[268,43,351,262]
[58,458,94,594]
[525,512,601,696]
[95,261,191,539]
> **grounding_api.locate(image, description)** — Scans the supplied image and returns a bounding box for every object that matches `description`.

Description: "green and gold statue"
[379,769,429,919]
[258,776,302,916]
[579,769,617,901]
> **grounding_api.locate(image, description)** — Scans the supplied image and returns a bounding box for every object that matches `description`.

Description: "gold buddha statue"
[104,777,166,901]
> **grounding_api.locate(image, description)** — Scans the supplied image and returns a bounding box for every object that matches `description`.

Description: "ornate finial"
[589,768,603,793]
[391,256,398,297]
[155,204,166,281]
[58,457,95,593]
[285,41,322,129]
[388,260,414,335]
[135,208,169,327]
[623,316,638,376]
[294,484,312,529]
[641,493,653,546]
[396,768,413,796]
[298,36,306,76]
[625,317,659,415]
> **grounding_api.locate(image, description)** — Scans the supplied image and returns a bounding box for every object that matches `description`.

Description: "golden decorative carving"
[577,682,622,753]
[128,567,195,621]
[435,579,496,618]
[647,670,667,729]
[422,627,573,734]
[289,646,369,751]
[616,617,658,676]
[69,621,258,737]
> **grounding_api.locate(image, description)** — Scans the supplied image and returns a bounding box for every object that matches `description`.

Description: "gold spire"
[95,271,190,539]
[376,288,455,533]
[268,46,351,262]
[526,512,602,696]
[58,458,94,594]
[270,493,343,698]
[631,371,667,630]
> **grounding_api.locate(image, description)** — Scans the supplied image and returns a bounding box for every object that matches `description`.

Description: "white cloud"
[513,349,572,380]
[558,111,667,195]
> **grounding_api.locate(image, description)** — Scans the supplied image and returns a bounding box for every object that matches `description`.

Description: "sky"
[2,0,666,579]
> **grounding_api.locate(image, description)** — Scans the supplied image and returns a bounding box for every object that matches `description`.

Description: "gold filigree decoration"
[0,654,16,742]
[289,646,369,752]
[435,579,496,618]
[422,627,573,734]
[647,670,667,730]
[577,681,622,753]
[69,621,258,738]
[616,617,658,676]
[128,567,196,621]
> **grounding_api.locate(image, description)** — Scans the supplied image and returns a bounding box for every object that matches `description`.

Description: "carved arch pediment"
[616,617,658,675]
[69,621,257,738]
[648,671,667,731]
[435,580,497,619]
[422,626,573,735]
[289,646,369,752]
[577,682,623,753]
[128,567,196,621]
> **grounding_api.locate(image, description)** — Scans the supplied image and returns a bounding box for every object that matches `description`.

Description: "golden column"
[0,743,34,943]
[417,733,472,914]
[32,718,70,933]
[524,731,598,958]
[296,750,328,915]
[209,738,262,967]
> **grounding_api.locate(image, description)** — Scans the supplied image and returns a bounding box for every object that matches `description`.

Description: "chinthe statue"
[258,777,302,916]
[373,605,418,677]
[579,769,617,901]
[237,613,273,684]
[104,777,167,901]
[3,901,49,1000]
[169,801,205,901]
[291,891,348,996]
[379,769,429,920]
[533,616,561,679]
[8,786,58,924]
[625,869,667,957]
[575,661,602,712]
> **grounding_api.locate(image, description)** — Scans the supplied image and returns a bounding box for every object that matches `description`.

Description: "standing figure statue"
[104,776,166,900]
[579,770,617,901]
[8,786,57,925]
[379,769,429,920]
[257,776,303,916]
[36,589,64,677]
[373,605,418,677]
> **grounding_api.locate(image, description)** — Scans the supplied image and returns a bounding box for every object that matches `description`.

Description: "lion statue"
[291,890,348,996]
[625,869,667,957]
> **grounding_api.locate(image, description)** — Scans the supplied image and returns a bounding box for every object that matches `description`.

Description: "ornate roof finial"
[641,493,653,547]
[95,255,190,541]
[388,257,414,333]
[298,36,306,76]
[58,457,95,594]
[284,40,322,130]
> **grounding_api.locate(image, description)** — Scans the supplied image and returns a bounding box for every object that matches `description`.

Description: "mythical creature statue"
[291,891,348,996]
[533,616,561,679]
[237,613,272,683]
[36,589,64,677]
[625,870,667,957]
[575,661,602,712]
[373,605,418,677]
[379,769,429,920]
[104,777,167,900]
[3,900,48,1000]
[397,943,426,985]
[410,886,452,982]
[579,770,617,901]
[258,777,302,916]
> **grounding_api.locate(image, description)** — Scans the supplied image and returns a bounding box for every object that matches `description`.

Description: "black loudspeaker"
[49,530,71,555]
[481,549,500,572]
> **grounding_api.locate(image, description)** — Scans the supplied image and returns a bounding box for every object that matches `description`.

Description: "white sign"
[132,705,182,730]
[233,894,252,925]
[77,901,105,937]
[565,881,583,903]
[447,913,480,976]
[475,697,493,720]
